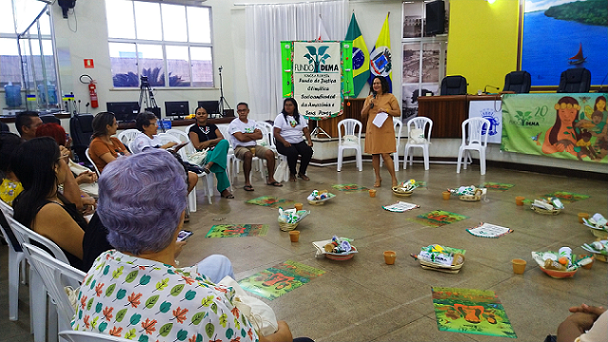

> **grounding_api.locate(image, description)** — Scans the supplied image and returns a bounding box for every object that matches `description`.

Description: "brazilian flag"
[345,13,369,98]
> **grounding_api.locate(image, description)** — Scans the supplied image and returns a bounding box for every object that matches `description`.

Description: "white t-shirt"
[273,114,308,144]
[228,118,257,148]
[131,132,162,154]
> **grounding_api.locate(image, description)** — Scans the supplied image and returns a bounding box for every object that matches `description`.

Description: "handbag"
[409,128,426,144]
[218,276,278,336]
[274,158,289,183]
[187,149,209,166]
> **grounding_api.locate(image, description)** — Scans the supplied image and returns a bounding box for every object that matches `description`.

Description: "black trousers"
[275,140,313,175]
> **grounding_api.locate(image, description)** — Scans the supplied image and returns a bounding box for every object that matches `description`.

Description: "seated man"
[228,102,281,191]
[15,111,43,141]
[72,149,294,342]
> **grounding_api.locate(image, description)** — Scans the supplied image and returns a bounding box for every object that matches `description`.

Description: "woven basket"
[279,222,299,232]
[531,205,562,215]
[392,187,414,197]
[308,199,326,205]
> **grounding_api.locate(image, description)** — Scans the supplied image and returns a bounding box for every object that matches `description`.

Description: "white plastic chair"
[457,117,491,175]
[0,209,26,322]
[224,124,265,182]
[116,129,139,152]
[22,243,85,334]
[256,121,277,152]
[337,118,363,172]
[0,199,13,216]
[8,215,70,342]
[216,124,236,181]
[85,148,102,176]
[380,118,403,171]
[60,330,132,342]
[158,133,212,210]
[403,117,433,170]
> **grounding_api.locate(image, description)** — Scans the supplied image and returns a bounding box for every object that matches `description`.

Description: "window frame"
[106,0,214,89]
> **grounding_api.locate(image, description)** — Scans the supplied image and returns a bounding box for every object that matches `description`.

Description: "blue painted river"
[522,11,608,86]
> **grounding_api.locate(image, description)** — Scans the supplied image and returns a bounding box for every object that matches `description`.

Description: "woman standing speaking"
[361,76,401,188]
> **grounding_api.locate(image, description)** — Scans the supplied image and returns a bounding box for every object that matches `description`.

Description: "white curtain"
[245,0,347,121]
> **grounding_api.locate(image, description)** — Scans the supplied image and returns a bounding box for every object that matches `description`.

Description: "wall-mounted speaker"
[425,0,445,36]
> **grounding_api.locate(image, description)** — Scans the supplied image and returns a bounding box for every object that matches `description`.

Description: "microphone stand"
[218,66,231,116]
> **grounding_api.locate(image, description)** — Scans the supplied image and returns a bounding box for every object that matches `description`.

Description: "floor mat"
[481,182,515,191]
[205,224,269,238]
[432,287,517,338]
[246,196,295,208]
[409,210,469,227]
[332,183,369,192]
[238,260,325,300]
[544,191,590,203]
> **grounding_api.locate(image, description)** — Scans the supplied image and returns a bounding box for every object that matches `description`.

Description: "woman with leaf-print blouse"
[71,149,299,342]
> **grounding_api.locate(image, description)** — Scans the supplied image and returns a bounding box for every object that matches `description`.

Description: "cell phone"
[177,230,193,242]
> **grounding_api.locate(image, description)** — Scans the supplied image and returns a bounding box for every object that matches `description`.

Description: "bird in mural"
[531,132,542,145]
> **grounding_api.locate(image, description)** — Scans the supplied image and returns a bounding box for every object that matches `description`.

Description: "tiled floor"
[1,161,606,341]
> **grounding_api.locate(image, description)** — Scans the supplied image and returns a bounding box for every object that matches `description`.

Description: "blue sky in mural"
[522,0,608,87]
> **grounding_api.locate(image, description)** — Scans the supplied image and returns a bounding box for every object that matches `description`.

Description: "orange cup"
[512,259,526,274]
[577,212,589,224]
[442,191,451,200]
[294,203,303,211]
[515,196,525,206]
[289,231,300,242]
[384,251,396,265]
[369,189,377,198]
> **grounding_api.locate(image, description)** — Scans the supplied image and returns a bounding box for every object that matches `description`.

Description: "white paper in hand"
[372,112,389,128]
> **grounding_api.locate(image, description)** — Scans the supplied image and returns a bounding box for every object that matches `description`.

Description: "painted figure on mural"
[542,96,582,157]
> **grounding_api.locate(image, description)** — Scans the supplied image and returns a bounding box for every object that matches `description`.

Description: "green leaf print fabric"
[71,250,259,342]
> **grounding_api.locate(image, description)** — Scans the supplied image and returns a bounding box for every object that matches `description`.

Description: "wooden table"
[417,95,501,138]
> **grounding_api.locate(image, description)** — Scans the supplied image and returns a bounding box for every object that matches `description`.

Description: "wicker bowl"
[531,205,563,215]
[279,222,299,232]
[308,199,326,205]
[392,187,414,197]
[590,228,608,240]
[539,266,577,279]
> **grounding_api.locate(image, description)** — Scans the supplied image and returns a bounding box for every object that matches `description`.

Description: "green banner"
[501,93,608,163]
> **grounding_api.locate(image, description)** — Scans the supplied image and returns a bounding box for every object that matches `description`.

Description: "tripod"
[218,66,231,115]
[138,76,165,132]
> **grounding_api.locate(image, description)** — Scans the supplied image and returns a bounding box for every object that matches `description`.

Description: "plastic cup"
[250,147,256,156]
[384,251,396,265]
[578,212,589,223]
[369,189,377,198]
[512,259,526,274]
[294,203,303,211]
[582,256,594,270]
[442,191,451,200]
[515,196,525,206]
[289,231,300,242]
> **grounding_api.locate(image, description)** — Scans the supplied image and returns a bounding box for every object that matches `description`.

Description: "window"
[1,0,58,110]
[401,1,448,120]
[105,0,213,88]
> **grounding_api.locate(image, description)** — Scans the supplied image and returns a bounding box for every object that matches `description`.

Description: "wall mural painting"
[521,0,608,87]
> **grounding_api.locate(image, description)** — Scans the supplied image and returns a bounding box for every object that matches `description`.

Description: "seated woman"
[188,106,233,198]
[36,122,98,202]
[273,98,313,182]
[0,132,23,206]
[132,111,198,195]
[89,112,130,174]
[12,137,87,271]
[72,149,295,342]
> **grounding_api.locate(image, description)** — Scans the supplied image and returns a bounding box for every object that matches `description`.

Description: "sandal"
[221,190,235,199]
[289,174,297,182]
[298,173,310,181]
[243,185,254,191]
[266,181,283,187]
